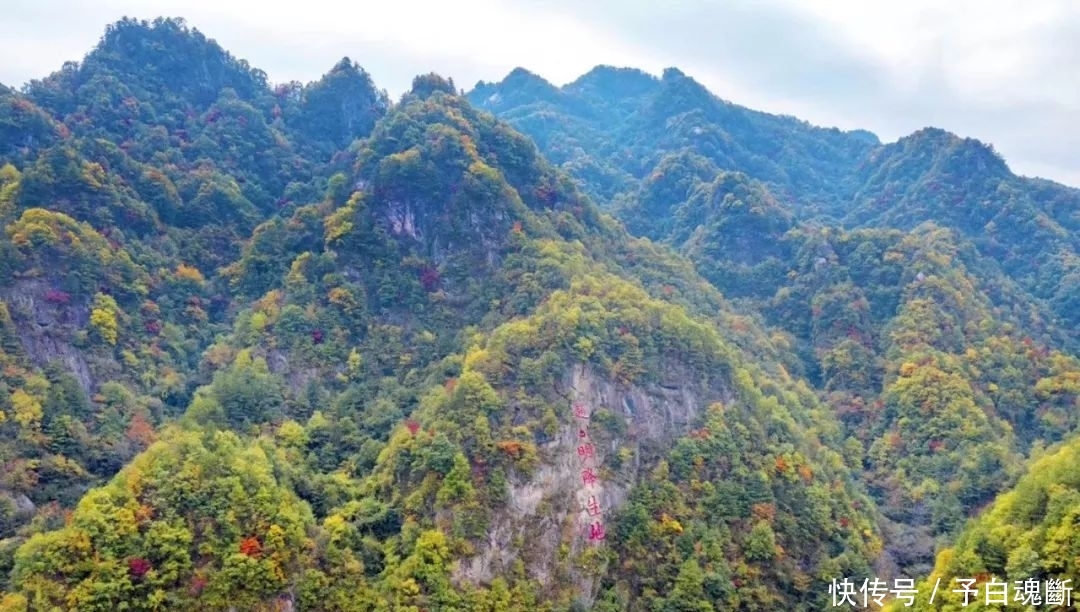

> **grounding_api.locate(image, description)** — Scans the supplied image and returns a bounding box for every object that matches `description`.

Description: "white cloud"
[777,0,1080,181]
[791,0,1078,105]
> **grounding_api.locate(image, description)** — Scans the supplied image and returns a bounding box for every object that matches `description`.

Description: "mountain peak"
[903,126,960,146]
[467,67,562,111]
[8,18,1080,612]
[565,65,658,98]
[30,16,269,111]
[661,66,687,81]
[408,72,458,99]
[327,56,363,76]
[502,67,555,89]
[896,127,1009,175]
[298,57,388,149]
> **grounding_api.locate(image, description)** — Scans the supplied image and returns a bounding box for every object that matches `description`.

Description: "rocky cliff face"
[454,362,731,601]
[1,279,95,393]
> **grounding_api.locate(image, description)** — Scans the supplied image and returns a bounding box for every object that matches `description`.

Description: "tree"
[8,428,315,610]
[209,349,285,427]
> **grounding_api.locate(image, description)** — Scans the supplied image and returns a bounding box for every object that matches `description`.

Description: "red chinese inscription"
[588,521,606,541]
[581,468,598,487]
[573,403,589,419]
[585,495,602,516]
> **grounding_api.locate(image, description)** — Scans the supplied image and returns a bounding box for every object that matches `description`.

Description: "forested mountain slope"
[472,64,1080,581]
[0,16,1076,612]
[468,66,879,209]
[896,433,1080,611]
[469,68,1080,337]
[0,18,886,612]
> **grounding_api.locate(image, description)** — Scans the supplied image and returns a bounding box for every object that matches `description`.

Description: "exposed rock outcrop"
[1,279,94,393]
[454,362,732,603]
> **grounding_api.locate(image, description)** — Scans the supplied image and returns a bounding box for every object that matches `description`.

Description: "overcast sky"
[3,0,1077,187]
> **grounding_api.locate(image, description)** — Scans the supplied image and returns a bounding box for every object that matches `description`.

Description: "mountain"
[845,129,1080,331]
[472,63,1080,577]
[468,67,1080,338]
[0,16,1078,612]
[0,18,886,612]
[901,433,1080,610]
[468,65,881,210]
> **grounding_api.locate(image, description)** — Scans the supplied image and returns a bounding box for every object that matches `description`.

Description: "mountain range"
[0,16,1077,612]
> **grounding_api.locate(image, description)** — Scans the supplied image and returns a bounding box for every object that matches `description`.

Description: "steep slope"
[0,17,388,588]
[1,66,883,611]
[898,434,1080,611]
[777,225,1080,576]
[214,79,884,610]
[845,128,1080,332]
[0,15,391,410]
[0,172,201,565]
[10,17,388,270]
[575,147,1080,579]
[474,70,1080,340]
[624,165,796,300]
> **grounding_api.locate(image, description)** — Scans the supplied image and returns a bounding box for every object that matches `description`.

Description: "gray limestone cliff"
[453,362,733,604]
[1,279,95,393]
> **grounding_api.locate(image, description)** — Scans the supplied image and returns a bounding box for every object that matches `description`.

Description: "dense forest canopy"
[0,16,1077,612]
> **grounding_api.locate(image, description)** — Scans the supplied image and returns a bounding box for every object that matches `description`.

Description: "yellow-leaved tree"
[89,292,120,346]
